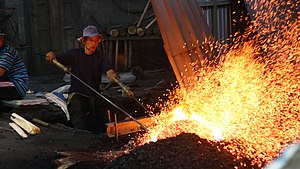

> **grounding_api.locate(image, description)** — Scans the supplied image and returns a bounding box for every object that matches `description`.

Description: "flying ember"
[137,0,300,168]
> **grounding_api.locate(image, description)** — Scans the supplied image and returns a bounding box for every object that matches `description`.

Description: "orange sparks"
[136,0,299,168]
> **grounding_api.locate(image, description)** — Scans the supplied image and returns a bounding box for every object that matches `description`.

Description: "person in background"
[45,25,121,133]
[0,29,29,100]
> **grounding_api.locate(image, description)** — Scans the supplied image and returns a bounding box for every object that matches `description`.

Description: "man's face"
[84,36,102,55]
[0,36,4,49]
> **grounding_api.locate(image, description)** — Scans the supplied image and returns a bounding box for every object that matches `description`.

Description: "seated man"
[0,29,29,100]
[45,25,122,133]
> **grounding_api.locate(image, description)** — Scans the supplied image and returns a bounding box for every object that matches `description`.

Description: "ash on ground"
[104,133,262,169]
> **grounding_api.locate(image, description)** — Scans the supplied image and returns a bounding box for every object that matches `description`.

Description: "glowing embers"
[144,106,224,143]
[138,0,300,168]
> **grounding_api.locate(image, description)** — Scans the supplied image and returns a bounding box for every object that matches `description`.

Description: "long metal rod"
[132,96,149,112]
[51,60,148,131]
[110,76,150,112]
[70,72,148,131]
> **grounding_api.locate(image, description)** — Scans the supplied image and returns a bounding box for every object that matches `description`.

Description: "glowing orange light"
[136,0,300,168]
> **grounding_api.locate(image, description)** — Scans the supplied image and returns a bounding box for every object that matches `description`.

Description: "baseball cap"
[77,25,103,42]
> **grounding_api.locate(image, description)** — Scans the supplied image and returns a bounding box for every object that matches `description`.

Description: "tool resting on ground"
[32,118,90,133]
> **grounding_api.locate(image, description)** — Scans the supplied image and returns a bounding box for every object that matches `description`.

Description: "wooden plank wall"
[29,0,81,74]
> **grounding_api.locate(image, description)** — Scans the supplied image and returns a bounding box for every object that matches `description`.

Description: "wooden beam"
[106,116,153,137]
[0,8,16,13]
[197,0,231,7]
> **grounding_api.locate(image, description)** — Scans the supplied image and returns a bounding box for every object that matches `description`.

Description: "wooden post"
[137,27,145,36]
[127,26,137,35]
[115,40,119,71]
[101,41,106,53]
[119,29,126,36]
[109,28,119,37]
[114,114,118,142]
[124,40,128,70]
[129,40,132,68]
[107,110,111,123]
[109,40,113,61]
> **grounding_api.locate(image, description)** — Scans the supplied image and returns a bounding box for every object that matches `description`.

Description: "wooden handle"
[52,59,69,73]
[32,118,49,127]
[112,76,134,98]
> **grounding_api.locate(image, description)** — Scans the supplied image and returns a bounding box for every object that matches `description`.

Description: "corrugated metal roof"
[151,0,212,56]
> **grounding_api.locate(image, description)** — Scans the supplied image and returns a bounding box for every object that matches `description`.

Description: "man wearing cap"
[45,25,120,133]
[0,29,29,100]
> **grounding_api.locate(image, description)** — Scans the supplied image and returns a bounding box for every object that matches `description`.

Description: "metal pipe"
[51,59,148,131]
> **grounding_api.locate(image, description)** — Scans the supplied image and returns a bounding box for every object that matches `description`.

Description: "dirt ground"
[0,68,176,169]
[0,68,272,169]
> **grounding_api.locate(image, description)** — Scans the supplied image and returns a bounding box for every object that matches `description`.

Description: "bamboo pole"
[136,0,151,28]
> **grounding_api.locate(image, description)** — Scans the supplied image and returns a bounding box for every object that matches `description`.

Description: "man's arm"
[0,67,6,77]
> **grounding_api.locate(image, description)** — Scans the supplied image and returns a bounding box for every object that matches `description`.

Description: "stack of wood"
[108,0,160,38]
[9,113,41,138]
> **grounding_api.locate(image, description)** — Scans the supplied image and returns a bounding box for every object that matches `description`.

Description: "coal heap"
[104,133,261,169]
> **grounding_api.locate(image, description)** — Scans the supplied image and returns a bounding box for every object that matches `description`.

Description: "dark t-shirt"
[57,48,112,95]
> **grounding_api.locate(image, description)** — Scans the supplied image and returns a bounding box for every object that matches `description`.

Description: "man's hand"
[106,69,119,83]
[106,69,134,98]
[45,52,56,63]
